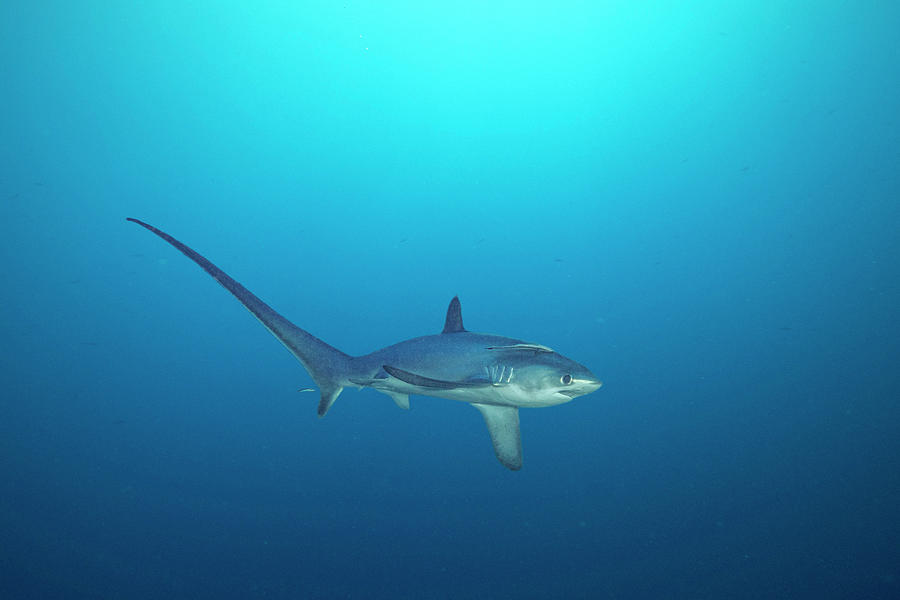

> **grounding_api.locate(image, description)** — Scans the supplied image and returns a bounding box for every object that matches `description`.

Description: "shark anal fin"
[383,365,483,390]
[473,403,522,470]
[348,378,410,410]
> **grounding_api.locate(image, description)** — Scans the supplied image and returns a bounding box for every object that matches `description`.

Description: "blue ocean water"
[2,1,898,598]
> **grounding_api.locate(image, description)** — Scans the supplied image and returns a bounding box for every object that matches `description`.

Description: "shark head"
[485,346,603,407]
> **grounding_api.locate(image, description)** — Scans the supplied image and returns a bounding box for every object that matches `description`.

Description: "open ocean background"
[2,1,898,598]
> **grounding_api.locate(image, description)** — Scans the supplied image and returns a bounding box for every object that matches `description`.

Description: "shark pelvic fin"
[441,296,466,334]
[387,392,410,410]
[473,403,522,470]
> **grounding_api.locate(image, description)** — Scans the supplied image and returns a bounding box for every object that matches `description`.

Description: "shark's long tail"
[127,218,350,416]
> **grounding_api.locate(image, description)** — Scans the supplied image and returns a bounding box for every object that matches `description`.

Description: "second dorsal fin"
[441,296,467,333]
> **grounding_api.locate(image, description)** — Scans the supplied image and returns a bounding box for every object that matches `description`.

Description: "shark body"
[128,218,602,469]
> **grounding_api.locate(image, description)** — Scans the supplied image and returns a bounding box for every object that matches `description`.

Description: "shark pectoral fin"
[472,404,522,471]
[383,365,483,390]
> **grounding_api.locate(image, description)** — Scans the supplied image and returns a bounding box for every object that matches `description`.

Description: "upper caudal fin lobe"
[127,218,351,416]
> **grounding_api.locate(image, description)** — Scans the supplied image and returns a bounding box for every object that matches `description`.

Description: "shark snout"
[575,377,603,395]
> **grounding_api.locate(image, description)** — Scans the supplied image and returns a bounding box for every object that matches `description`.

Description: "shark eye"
[561,374,573,385]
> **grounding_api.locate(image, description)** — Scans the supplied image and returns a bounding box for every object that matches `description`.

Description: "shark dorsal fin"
[442,296,467,334]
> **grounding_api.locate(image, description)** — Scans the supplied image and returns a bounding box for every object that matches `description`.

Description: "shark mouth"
[558,380,603,398]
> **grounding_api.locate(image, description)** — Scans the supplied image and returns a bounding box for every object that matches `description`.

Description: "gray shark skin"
[127,218,602,470]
